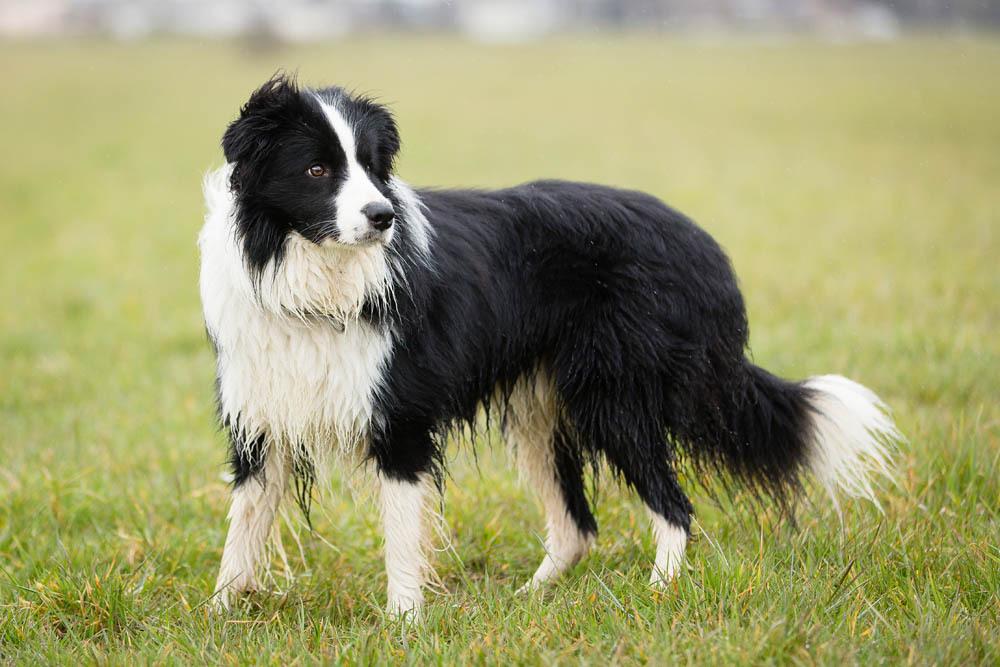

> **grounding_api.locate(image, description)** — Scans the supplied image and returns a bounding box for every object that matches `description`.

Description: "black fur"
[223,415,267,487]
[367,181,814,534]
[223,75,822,541]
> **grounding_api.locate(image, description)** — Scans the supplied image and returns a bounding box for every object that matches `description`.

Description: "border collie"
[200,74,902,617]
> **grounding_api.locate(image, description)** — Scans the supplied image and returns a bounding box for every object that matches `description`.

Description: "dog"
[199,74,902,617]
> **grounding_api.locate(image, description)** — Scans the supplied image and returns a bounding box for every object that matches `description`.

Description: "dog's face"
[222,75,401,274]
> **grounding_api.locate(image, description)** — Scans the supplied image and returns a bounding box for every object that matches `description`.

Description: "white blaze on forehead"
[314,94,392,245]
[315,94,360,160]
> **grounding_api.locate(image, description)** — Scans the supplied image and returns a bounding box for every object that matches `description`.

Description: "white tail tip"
[803,374,903,513]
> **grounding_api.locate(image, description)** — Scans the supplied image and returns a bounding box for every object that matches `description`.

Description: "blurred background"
[2,0,999,42]
[1,1,998,661]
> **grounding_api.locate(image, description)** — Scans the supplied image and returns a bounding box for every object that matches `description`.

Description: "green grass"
[1,36,998,664]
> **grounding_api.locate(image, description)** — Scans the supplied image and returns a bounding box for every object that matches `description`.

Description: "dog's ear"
[222,73,299,190]
[367,101,400,161]
[351,97,401,181]
[371,103,401,176]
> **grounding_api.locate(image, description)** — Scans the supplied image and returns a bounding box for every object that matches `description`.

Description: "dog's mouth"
[353,228,393,247]
[317,229,391,249]
[357,230,388,245]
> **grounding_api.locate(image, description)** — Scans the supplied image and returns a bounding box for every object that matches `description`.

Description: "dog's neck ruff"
[198,164,431,467]
[202,165,431,325]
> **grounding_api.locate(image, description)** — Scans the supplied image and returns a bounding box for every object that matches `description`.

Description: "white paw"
[211,584,254,612]
[649,566,678,589]
[387,594,423,623]
[515,579,541,595]
[211,590,232,613]
[211,575,257,612]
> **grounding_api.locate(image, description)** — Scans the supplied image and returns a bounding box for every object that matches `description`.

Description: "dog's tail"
[700,363,902,512]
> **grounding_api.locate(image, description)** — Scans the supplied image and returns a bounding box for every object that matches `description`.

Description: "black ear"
[377,107,401,176]
[222,73,300,190]
[369,102,401,163]
[351,96,402,180]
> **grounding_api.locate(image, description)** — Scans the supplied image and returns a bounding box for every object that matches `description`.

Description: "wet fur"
[201,74,902,615]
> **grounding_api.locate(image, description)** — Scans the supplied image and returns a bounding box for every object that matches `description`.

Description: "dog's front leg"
[214,441,288,610]
[379,473,434,619]
[372,424,438,621]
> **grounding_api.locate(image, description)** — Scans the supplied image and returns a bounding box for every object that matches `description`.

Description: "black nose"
[362,202,394,231]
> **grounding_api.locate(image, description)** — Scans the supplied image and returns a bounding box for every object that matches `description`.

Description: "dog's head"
[222,74,401,274]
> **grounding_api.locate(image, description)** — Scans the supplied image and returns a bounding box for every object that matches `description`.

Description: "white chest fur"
[199,166,393,464]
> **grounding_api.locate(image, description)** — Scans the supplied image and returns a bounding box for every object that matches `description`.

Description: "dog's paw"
[387,594,423,624]
[515,579,541,596]
[648,566,679,590]
[210,588,233,613]
[209,582,261,613]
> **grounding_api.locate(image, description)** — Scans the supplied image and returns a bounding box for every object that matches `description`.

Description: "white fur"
[214,453,288,608]
[388,175,434,258]
[201,162,437,612]
[648,511,687,587]
[803,374,901,513]
[202,165,395,606]
[314,97,393,246]
[380,473,433,619]
[200,165,394,468]
[506,373,593,591]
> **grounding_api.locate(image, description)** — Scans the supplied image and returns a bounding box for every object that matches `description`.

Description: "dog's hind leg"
[506,374,596,592]
[601,441,692,587]
[557,362,693,588]
[214,435,288,610]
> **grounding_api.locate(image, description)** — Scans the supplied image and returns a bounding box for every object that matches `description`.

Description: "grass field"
[1,36,998,664]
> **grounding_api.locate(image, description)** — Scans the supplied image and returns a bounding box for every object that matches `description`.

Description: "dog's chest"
[210,300,392,451]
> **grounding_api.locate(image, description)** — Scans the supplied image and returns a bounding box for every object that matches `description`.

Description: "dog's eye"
[307,164,327,178]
